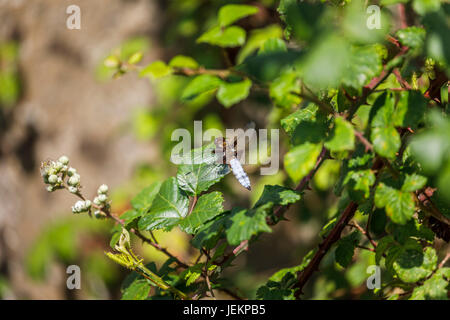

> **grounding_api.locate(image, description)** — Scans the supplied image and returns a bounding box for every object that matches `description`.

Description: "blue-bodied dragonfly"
[213,133,252,191]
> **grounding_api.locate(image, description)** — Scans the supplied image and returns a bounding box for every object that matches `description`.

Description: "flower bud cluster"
[41,155,71,192]
[93,184,109,219]
[71,200,92,214]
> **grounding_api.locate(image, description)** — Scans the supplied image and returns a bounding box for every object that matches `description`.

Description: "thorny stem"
[438,253,450,269]
[294,201,359,298]
[293,155,385,299]
[203,249,215,299]
[348,221,378,248]
[173,67,231,80]
[415,192,450,227]
[136,263,189,300]
[188,195,198,216]
[354,130,373,152]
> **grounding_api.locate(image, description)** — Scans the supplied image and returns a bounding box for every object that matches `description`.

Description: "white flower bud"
[41,168,49,178]
[48,174,58,184]
[94,210,106,219]
[93,196,102,206]
[97,194,108,203]
[46,185,55,192]
[68,186,78,194]
[84,200,92,209]
[58,155,69,165]
[53,161,64,172]
[97,184,109,194]
[67,167,77,177]
[72,200,90,214]
[68,174,80,186]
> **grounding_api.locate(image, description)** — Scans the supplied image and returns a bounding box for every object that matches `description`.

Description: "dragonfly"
[213,133,252,191]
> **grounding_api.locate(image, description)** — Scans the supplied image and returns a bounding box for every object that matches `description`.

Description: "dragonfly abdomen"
[229,158,251,190]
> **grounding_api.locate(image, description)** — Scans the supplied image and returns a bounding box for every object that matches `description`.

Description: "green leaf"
[313,159,341,191]
[180,263,204,286]
[344,169,376,201]
[131,182,162,215]
[254,185,301,208]
[342,45,383,89]
[410,271,449,300]
[218,4,259,27]
[118,37,150,61]
[179,192,224,234]
[422,11,450,68]
[393,246,437,283]
[371,127,401,159]
[197,26,246,48]
[226,203,273,245]
[110,224,122,248]
[369,91,395,127]
[119,210,140,228]
[393,91,427,129]
[138,177,189,231]
[139,61,172,79]
[181,75,222,101]
[375,183,415,225]
[269,71,301,108]
[284,143,323,184]
[325,117,355,152]
[369,92,401,159]
[320,218,337,238]
[298,34,349,89]
[281,0,325,42]
[216,79,252,108]
[259,38,287,55]
[121,279,151,300]
[176,142,230,196]
[392,219,434,244]
[191,213,230,249]
[256,272,297,300]
[289,105,328,145]
[370,209,387,236]
[412,0,440,15]
[268,249,316,282]
[401,173,427,192]
[335,231,360,268]
[409,111,450,175]
[396,27,426,50]
[168,55,199,69]
[237,25,283,63]
[128,52,143,65]
[281,104,325,137]
[375,235,395,265]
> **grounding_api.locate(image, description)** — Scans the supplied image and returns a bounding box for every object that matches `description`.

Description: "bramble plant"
[41,0,449,300]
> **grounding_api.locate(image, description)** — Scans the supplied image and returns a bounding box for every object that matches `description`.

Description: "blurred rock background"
[0,0,161,299]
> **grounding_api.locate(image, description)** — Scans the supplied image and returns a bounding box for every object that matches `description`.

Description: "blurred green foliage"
[0,41,21,108]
